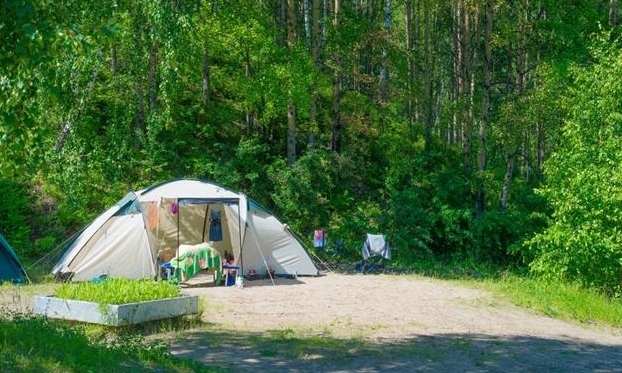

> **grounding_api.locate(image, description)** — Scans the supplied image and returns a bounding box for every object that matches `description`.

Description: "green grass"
[407,259,622,329]
[53,278,181,304]
[0,311,222,373]
[478,274,622,327]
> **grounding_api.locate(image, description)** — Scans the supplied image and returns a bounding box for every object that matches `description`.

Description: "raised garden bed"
[33,294,199,326]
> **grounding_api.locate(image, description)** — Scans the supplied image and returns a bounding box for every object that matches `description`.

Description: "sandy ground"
[170,272,622,372]
[3,272,622,372]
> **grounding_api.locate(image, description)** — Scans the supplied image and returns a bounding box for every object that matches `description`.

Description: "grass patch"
[245,328,367,364]
[0,311,222,373]
[53,278,181,304]
[396,259,622,329]
[479,274,622,327]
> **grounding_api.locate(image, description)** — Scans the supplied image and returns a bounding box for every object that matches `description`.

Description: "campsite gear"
[358,233,390,274]
[168,242,222,283]
[159,262,175,280]
[0,233,28,284]
[52,179,319,282]
[235,274,244,288]
[222,263,239,286]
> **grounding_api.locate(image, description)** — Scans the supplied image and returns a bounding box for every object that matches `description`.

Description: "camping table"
[169,245,222,283]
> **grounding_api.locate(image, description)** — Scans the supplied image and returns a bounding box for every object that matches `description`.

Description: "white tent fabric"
[52,179,318,281]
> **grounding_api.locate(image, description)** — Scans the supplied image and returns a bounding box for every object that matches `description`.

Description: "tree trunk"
[202,43,210,103]
[522,130,530,181]
[451,1,460,146]
[244,50,254,131]
[135,81,145,133]
[499,153,515,211]
[379,0,391,98]
[133,6,146,135]
[304,0,311,49]
[404,0,415,139]
[148,40,158,113]
[611,0,619,26]
[287,101,297,165]
[423,1,433,153]
[286,0,297,166]
[455,2,471,173]
[476,0,493,217]
[536,122,545,179]
[331,0,342,153]
[54,65,98,152]
[309,0,320,148]
[111,43,118,74]
[312,0,320,63]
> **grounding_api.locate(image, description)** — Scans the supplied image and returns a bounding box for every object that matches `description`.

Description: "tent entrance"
[144,198,245,275]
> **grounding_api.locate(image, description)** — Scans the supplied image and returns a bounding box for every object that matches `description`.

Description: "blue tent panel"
[0,233,28,284]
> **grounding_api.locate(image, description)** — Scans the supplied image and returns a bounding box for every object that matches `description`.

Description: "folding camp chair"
[358,233,391,274]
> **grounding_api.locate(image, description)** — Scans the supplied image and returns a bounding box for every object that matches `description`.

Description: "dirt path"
[171,272,622,372]
[2,273,621,372]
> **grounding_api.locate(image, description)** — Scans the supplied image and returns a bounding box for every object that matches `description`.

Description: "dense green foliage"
[1,1,621,296]
[0,180,32,252]
[527,35,622,296]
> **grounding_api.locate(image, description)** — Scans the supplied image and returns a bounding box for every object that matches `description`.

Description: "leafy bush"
[210,136,272,199]
[526,34,622,296]
[386,187,434,265]
[0,179,32,257]
[268,149,339,236]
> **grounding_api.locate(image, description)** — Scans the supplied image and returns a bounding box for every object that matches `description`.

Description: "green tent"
[0,233,28,284]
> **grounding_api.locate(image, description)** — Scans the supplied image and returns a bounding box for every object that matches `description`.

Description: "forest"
[1,0,621,297]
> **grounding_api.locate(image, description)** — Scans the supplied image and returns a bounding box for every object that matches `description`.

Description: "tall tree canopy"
[1,0,620,294]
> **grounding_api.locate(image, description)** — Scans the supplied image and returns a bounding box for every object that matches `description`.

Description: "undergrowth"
[399,258,622,329]
[480,275,622,328]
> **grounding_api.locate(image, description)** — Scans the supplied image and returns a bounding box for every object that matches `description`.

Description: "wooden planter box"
[33,294,199,326]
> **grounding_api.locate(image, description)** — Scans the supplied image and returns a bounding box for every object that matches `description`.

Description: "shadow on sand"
[167,328,622,373]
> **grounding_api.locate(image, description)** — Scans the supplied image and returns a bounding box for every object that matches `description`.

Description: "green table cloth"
[169,244,222,283]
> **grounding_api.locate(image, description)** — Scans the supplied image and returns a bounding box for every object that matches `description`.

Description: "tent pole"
[176,200,180,281]
[156,202,162,279]
[202,204,209,242]
[237,202,243,276]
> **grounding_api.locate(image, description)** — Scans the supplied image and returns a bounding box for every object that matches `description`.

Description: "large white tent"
[52,179,319,281]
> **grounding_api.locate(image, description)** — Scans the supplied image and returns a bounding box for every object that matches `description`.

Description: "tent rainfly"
[52,179,319,281]
[0,233,28,284]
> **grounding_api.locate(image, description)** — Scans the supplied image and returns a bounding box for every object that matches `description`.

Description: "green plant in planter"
[54,278,181,305]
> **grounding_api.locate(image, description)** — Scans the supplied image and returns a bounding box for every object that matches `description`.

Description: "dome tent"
[52,179,318,281]
[0,233,28,284]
